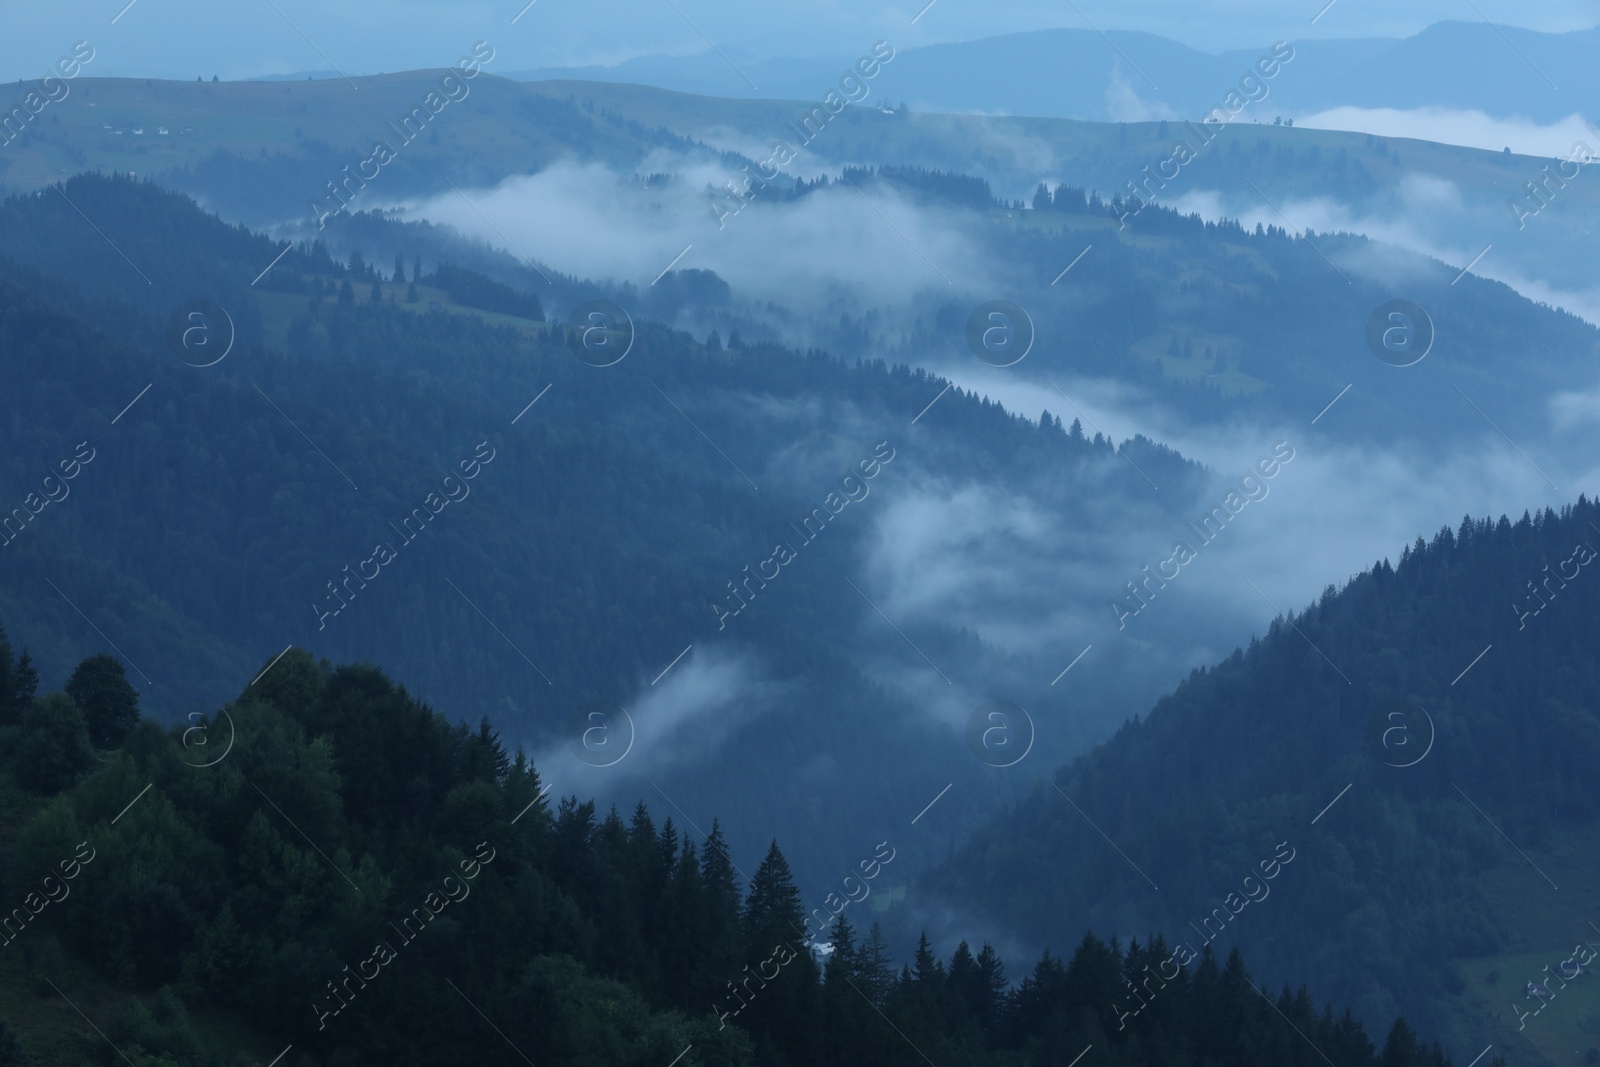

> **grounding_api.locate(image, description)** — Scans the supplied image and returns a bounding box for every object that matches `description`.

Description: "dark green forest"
[929,499,1600,1050]
[2,166,1596,1066]
[0,624,1479,1067]
[0,173,1205,898]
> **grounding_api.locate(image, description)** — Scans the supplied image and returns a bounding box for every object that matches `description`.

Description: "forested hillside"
[926,499,1600,1055]
[0,14,1590,1067]
[0,628,1480,1067]
[2,75,1597,449]
[4,170,1598,944]
[0,173,1208,902]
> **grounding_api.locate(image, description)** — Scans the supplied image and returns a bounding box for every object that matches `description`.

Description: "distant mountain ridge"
[506,21,1600,124]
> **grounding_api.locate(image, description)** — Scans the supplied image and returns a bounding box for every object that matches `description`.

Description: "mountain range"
[2,50,1598,1064]
[504,21,1600,126]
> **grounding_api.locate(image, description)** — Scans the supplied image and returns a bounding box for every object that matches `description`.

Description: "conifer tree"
[0,624,12,724]
[742,840,803,954]
[1380,1017,1420,1067]
[975,942,1008,1039]
[697,820,743,1003]
[740,841,820,1064]
[913,931,941,984]
[825,914,857,982]
[11,652,36,718]
[859,922,896,1005]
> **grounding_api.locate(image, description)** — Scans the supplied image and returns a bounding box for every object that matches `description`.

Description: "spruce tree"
[820,915,864,1066]
[949,940,980,1007]
[913,931,941,983]
[740,841,821,1063]
[742,839,803,954]
[0,624,12,723]
[10,646,37,723]
[662,831,702,1010]
[975,943,1008,1040]
[859,922,896,1005]
[1380,1017,1420,1067]
[467,716,510,783]
[825,914,857,980]
[698,820,743,1003]
[11,652,37,718]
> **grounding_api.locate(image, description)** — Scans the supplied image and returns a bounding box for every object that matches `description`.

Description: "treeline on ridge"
[0,623,1479,1067]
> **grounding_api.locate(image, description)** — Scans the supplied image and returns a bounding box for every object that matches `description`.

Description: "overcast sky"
[1,0,1593,83]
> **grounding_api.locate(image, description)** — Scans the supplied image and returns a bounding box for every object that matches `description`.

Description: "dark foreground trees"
[0,631,1480,1067]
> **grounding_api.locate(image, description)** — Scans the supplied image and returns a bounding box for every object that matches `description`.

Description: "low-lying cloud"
[1294,107,1599,157]
[530,647,781,797]
[1169,177,1600,326]
[398,155,1000,312]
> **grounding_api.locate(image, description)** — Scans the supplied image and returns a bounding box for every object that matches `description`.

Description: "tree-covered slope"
[3,74,1597,453]
[924,499,1600,1056]
[0,629,1483,1067]
[0,173,1207,899]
